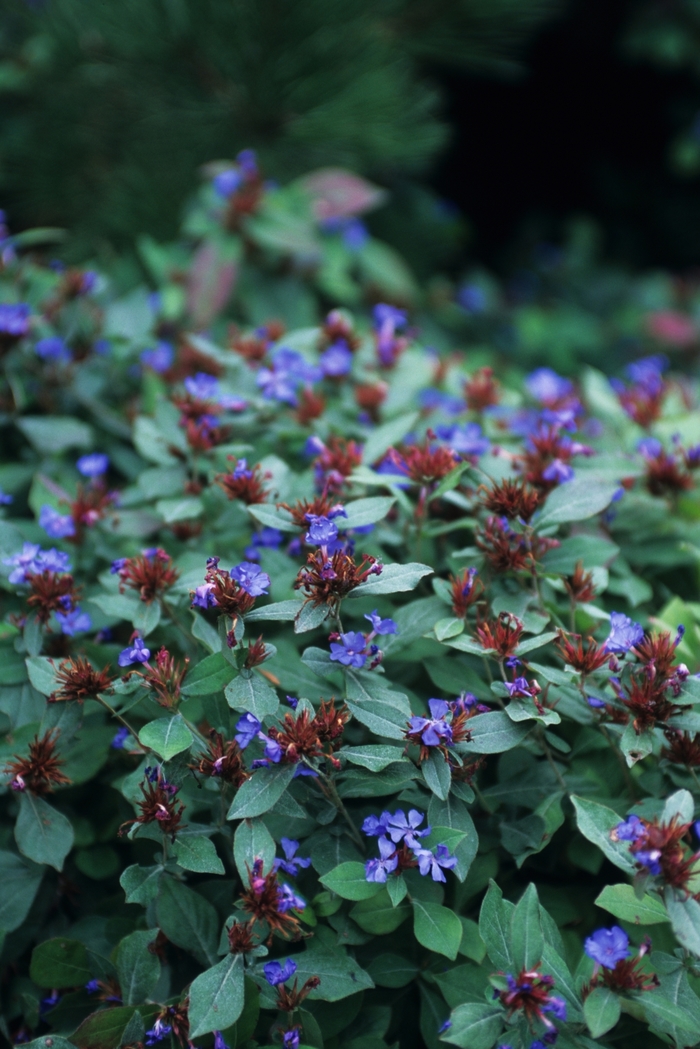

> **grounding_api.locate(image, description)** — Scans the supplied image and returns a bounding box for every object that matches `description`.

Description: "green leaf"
[225,669,279,719]
[427,796,478,883]
[422,750,451,800]
[247,504,297,532]
[30,938,90,988]
[17,415,93,453]
[119,864,163,906]
[189,954,245,1037]
[350,561,433,597]
[440,1003,504,1048]
[190,611,221,653]
[245,599,305,622]
[294,601,330,633]
[536,478,619,526]
[429,462,471,504]
[173,835,225,874]
[595,884,668,925]
[345,672,412,740]
[365,953,418,988]
[138,715,193,760]
[115,930,161,1005]
[321,862,381,901]
[181,652,233,696]
[15,794,74,871]
[362,411,419,467]
[412,900,462,960]
[341,744,405,771]
[664,888,700,957]
[233,818,276,882]
[90,592,141,621]
[510,883,543,971]
[25,656,58,696]
[434,617,464,641]
[156,877,219,966]
[133,599,161,637]
[341,496,396,529]
[71,1007,140,1049]
[156,496,204,523]
[467,711,532,753]
[479,880,514,970]
[386,874,408,907]
[515,631,558,655]
[227,764,296,819]
[351,888,411,935]
[571,796,636,874]
[292,944,374,1001]
[0,850,44,932]
[663,788,695,824]
[584,987,621,1038]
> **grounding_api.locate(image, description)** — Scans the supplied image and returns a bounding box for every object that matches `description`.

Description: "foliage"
[4,194,700,1049]
[0,0,559,250]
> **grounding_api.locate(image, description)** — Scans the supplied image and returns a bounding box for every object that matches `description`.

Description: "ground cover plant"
[3,159,700,1049]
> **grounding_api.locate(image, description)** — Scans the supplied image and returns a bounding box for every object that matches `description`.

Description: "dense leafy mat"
[3,171,700,1049]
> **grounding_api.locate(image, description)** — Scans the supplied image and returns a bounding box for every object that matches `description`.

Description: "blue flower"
[504,677,534,698]
[245,526,283,560]
[526,368,573,404]
[36,336,71,363]
[77,453,109,477]
[584,926,629,968]
[613,814,644,842]
[320,342,353,377]
[213,168,243,198]
[145,1019,172,1045]
[638,437,662,459]
[85,979,100,993]
[277,884,305,912]
[438,1018,453,1034]
[141,341,174,372]
[274,838,312,877]
[282,1030,300,1049]
[362,812,392,836]
[0,488,13,505]
[407,699,453,747]
[235,713,262,749]
[435,422,490,457]
[111,727,131,749]
[184,372,219,400]
[39,504,75,539]
[305,514,339,546]
[0,303,30,337]
[364,610,397,635]
[118,637,151,667]
[627,355,667,393]
[257,348,322,405]
[230,562,270,596]
[386,809,430,845]
[39,990,61,1016]
[604,612,644,653]
[413,843,458,883]
[365,836,399,882]
[263,958,298,986]
[329,631,367,668]
[213,1032,230,1049]
[542,459,574,483]
[543,997,567,1021]
[191,582,217,608]
[55,607,92,636]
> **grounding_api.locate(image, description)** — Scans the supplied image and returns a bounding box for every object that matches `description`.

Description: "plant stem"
[316,768,365,852]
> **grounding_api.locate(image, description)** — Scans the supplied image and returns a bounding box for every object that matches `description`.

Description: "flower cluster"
[362,808,457,883]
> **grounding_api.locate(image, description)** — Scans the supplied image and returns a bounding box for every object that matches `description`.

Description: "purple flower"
[504,677,534,698]
[627,355,667,392]
[274,838,312,877]
[35,336,71,363]
[0,488,13,505]
[118,637,151,667]
[33,548,72,575]
[184,372,219,400]
[584,926,629,968]
[39,990,60,1016]
[635,848,662,875]
[278,884,305,913]
[230,562,270,596]
[543,997,567,1021]
[638,437,662,460]
[111,558,127,574]
[4,542,41,583]
[286,694,299,710]
[77,453,109,477]
[191,582,217,608]
[542,459,574,483]
[373,303,407,330]
[55,608,92,635]
[39,504,75,539]
[245,526,283,560]
[305,514,339,546]
[329,631,367,668]
[111,726,131,749]
[386,809,430,845]
[235,712,262,749]
[257,348,322,405]
[282,1030,300,1049]
[362,812,391,837]
[365,836,399,883]
[438,1019,453,1034]
[320,343,353,377]
[213,168,243,197]
[213,1032,229,1049]
[613,814,644,842]
[232,459,253,479]
[587,696,606,709]
[141,341,174,372]
[264,958,298,986]
[414,843,458,883]
[435,422,490,457]
[604,612,644,653]
[408,699,453,747]
[526,368,573,404]
[145,1019,172,1045]
[0,303,30,337]
[364,610,397,635]
[85,979,100,993]
[458,283,488,313]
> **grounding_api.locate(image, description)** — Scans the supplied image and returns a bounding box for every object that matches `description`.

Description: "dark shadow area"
[431,0,700,269]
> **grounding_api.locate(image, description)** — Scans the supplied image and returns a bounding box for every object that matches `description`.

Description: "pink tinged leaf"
[300,168,388,221]
[187,242,238,329]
